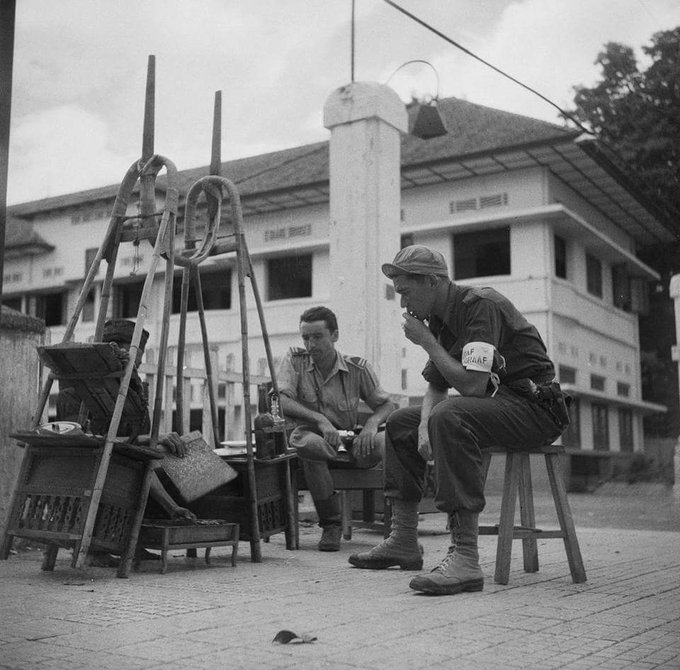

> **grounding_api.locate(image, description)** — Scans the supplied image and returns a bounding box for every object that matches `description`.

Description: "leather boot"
[409,510,484,595]
[348,499,423,570]
[316,493,342,552]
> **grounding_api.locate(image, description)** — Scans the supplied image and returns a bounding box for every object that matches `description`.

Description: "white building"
[4,96,674,456]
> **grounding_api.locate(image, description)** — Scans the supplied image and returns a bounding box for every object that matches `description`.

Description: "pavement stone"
[1,489,680,669]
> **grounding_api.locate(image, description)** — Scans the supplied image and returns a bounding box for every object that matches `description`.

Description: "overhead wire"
[381,0,595,137]
[381,0,680,230]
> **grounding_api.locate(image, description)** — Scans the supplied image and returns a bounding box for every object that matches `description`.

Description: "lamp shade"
[410,101,448,140]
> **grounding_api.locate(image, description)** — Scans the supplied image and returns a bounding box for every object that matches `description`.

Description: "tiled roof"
[4,216,54,256]
[6,96,677,243]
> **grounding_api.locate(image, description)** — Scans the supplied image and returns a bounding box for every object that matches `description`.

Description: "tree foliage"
[564,28,680,216]
[564,28,680,437]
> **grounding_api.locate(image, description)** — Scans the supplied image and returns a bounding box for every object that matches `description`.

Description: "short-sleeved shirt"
[422,282,555,392]
[276,347,391,430]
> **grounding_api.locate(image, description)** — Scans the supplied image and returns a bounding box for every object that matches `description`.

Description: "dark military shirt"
[423,282,555,392]
[276,348,391,430]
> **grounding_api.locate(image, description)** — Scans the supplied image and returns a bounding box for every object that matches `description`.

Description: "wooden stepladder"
[173,91,295,562]
[1,61,296,573]
[1,56,188,576]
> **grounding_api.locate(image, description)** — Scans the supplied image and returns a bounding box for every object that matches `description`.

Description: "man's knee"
[429,398,465,433]
[352,431,384,469]
[290,429,335,462]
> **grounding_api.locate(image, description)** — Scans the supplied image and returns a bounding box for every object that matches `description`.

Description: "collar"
[304,350,347,376]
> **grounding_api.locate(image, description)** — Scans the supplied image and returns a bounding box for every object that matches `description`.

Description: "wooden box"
[188,453,297,548]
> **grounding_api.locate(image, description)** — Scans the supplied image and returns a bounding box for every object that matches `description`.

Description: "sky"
[7,0,680,205]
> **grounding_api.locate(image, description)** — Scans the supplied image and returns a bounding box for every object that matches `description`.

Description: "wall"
[0,307,46,526]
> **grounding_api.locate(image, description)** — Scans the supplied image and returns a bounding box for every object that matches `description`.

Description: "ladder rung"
[210,238,238,255]
[120,226,159,242]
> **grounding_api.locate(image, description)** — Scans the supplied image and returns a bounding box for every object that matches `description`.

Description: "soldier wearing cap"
[56,319,196,565]
[276,306,395,552]
[349,245,568,595]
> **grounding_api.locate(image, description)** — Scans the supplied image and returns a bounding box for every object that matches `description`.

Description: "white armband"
[461,341,495,373]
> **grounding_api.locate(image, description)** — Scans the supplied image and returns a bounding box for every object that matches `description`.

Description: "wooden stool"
[330,468,391,540]
[480,445,586,585]
[135,520,239,574]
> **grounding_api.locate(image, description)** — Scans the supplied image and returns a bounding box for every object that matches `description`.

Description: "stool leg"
[340,491,352,540]
[481,451,492,483]
[495,451,520,585]
[41,544,59,571]
[362,490,376,524]
[518,452,539,573]
[545,453,587,583]
[160,529,169,575]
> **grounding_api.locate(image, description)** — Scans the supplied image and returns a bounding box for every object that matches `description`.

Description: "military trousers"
[384,386,563,514]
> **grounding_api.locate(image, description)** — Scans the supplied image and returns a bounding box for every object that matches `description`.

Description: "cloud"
[7,0,680,204]
[8,105,129,203]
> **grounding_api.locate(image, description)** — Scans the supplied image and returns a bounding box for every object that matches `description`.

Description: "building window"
[85,248,99,277]
[590,375,605,392]
[618,408,634,452]
[400,233,414,248]
[401,369,408,391]
[558,365,576,385]
[616,382,630,398]
[114,279,145,318]
[172,269,231,313]
[35,291,66,326]
[561,398,581,448]
[586,253,603,298]
[592,403,610,451]
[554,235,567,279]
[82,289,96,323]
[452,227,510,280]
[3,295,22,312]
[612,264,631,311]
[267,254,312,300]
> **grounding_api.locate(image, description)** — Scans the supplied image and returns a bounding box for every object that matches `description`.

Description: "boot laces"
[431,545,456,574]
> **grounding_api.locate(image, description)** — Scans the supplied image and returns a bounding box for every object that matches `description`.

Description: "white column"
[670,274,680,496]
[323,82,407,394]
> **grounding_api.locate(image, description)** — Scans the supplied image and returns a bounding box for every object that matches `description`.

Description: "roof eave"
[574,134,680,242]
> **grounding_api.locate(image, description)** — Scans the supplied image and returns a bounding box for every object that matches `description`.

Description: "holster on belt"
[506,379,572,431]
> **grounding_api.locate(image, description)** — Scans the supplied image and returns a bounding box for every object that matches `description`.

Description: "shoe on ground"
[318,524,342,551]
[409,547,484,595]
[86,551,120,568]
[348,538,423,570]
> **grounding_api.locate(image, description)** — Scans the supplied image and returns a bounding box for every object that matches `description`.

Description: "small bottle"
[269,394,287,456]
[253,385,275,459]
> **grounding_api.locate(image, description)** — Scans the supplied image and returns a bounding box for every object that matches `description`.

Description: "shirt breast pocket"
[299,380,318,405]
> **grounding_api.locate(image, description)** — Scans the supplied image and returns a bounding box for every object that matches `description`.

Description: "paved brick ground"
[2,490,679,669]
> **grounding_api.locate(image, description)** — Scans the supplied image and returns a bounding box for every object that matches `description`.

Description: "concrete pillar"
[670,274,680,496]
[323,82,407,394]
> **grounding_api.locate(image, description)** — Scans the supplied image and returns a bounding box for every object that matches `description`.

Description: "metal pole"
[0,0,16,310]
[350,0,355,82]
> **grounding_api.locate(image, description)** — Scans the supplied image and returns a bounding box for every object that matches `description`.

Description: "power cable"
[382,0,680,230]
[382,0,595,137]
